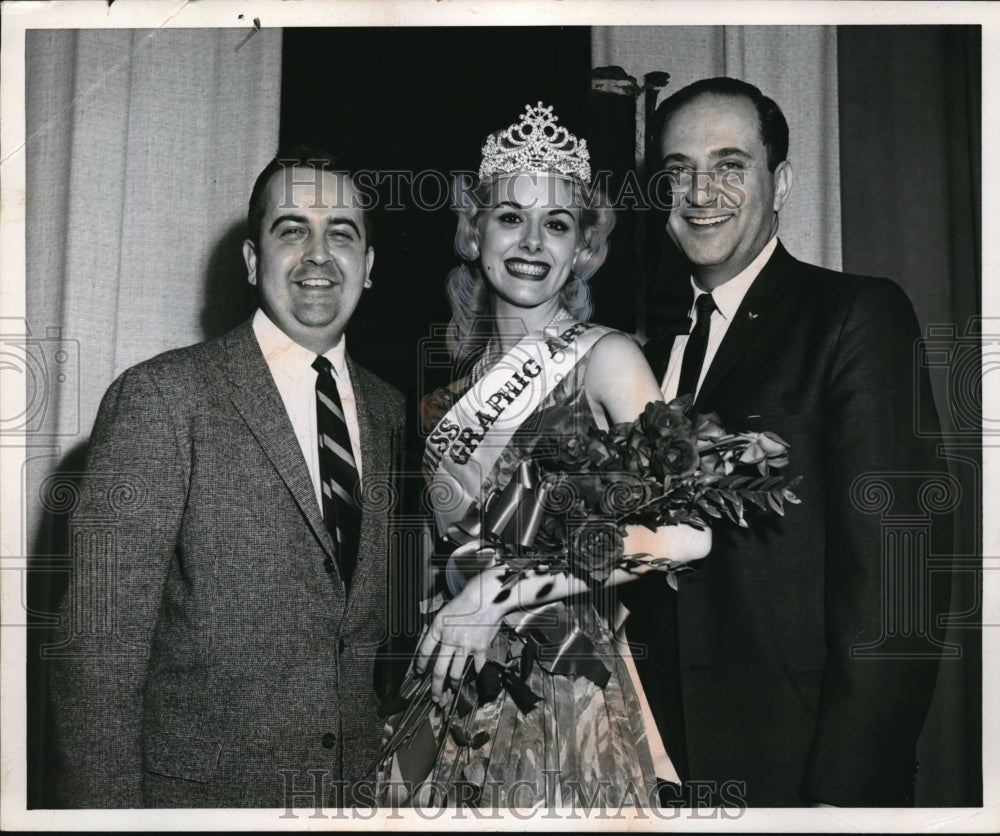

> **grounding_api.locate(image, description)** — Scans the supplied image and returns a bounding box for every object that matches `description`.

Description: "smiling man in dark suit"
[50,148,405,807]
[629,78,950,807]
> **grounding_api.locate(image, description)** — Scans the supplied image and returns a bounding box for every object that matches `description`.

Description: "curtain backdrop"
[838,25,982,807]
[24,27,282,807]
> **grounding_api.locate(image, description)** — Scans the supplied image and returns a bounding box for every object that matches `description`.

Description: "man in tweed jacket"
[50,149,406,808]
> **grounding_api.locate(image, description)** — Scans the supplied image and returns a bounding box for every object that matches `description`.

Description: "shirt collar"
[690,236,779,321]
[252,309,348,381]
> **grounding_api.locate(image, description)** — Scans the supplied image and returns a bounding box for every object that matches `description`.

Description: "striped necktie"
[312,355,361,588]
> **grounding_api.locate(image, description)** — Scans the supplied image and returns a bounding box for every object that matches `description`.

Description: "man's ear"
[243,240,258,286]
[772,160,793,212]
[364,246,374,289]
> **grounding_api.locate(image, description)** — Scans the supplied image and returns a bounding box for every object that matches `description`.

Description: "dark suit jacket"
[49,318,405,808]
[630,242,950,806]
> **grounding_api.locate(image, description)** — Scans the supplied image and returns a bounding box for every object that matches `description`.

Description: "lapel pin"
[747,311,759,320]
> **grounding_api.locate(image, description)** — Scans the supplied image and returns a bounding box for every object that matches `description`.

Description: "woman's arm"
[417,523,711,701]
[585,331,664,423]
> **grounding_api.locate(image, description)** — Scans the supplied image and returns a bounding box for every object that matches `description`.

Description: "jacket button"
[323,557,334,574]
[338,638,346,654]
[321,732,337,749]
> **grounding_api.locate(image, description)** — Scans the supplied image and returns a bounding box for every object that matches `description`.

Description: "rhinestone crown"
[478,102,591,182]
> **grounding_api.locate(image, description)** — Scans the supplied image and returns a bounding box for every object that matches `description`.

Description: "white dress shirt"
[253,310,363,512]
[660,236,779,400]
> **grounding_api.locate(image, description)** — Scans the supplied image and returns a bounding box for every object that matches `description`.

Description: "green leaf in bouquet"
[783,486,803,504]
[697,498,724,518]
[757,475,786,491]
[767,489,786,515]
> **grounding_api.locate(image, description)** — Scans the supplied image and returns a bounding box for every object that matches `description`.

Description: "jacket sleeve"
[49,364,186,807]
[801,279,952,805]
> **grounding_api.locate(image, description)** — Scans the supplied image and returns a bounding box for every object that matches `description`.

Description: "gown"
[387,338,669,809]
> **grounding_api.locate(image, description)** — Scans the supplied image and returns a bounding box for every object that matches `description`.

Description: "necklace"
[470,307,573,383]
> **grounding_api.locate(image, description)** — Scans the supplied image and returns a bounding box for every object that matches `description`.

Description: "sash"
[423,319,612,537]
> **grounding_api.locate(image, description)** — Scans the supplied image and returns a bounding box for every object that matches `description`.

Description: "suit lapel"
[695,242,796,408]
[349,356,389,576]
[221,321,336,560]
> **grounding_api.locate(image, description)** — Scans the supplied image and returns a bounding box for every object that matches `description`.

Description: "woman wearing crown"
[379,104,713,809]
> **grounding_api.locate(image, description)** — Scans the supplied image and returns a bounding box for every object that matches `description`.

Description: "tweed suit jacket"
[628,242,950,806]
[49,317,406,808]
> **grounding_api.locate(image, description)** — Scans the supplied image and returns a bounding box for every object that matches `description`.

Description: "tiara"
[478,102,591,182]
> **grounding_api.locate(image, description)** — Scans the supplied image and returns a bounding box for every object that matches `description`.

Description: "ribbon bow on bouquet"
[444,459,615,687]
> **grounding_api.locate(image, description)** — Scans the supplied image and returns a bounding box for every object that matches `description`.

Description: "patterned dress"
[406,347,659,809]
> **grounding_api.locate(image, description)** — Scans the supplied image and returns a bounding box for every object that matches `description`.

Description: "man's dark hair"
[247,145,373,249]
[653,77,789,172]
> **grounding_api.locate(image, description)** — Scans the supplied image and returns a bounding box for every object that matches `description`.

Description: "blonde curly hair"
[444,174,616,359]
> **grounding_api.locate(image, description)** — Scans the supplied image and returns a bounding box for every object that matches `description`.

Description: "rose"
[759,431,790,468]
[536,404,591,471]
[738,431,791,474]
[552,431,590,472]
[651,436,700,479]
[641,399,693,440]
[621,432,652,475]
[586,432,623,470]
[694,411,726,449]
[699,450,734,476]
[532,512,568,553]
[568,522,625,584]
[567,473,607,511]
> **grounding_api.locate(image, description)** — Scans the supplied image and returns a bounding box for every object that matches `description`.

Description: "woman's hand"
[415,570,509,705]
[414,525,711,704]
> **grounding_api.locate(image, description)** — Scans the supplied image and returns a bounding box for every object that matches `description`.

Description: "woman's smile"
[504,258,550,280]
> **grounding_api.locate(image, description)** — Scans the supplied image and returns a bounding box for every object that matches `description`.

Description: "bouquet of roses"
[370,396,800,781]
[438,394,800,598]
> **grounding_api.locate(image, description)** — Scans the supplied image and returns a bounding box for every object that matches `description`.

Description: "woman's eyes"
[495,212,572,233]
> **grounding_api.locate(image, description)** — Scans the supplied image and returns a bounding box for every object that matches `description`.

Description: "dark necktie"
[312,355,361,588]
[676,292,717,398]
